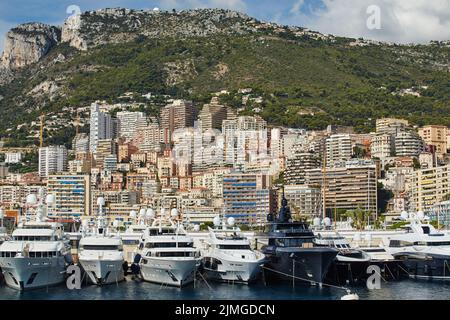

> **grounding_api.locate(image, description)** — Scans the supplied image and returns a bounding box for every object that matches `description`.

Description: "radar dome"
[96,197,105,206]
[171,208,178,218]
[146,208,155,219]
[213,216,221,227]
[129,210,137,219]
[46,194,55,205]
[400,211,408,220]
[26,194,37,205]
[313,217,321,227]
[193,225,200,232]
[113,220,119,228]
[323,217,332,227]
[417,211,425,220]
[227,217,235,227]
[139,209,146,217]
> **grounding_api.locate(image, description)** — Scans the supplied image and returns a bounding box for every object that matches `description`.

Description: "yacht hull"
[140,257,201,287]
[262,247,338,285]
[326,260,370,285]
[0,257,67,290]
[203,256,264,283]
[396,253,450,281]
[79,259,125,285]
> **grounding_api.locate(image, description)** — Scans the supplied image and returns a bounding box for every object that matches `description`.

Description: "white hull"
[79,259,124,285]
[0,257,67,290]
[140,257,201,287]
[203,256,263,283]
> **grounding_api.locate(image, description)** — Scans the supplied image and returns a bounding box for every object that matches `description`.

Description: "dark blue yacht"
[258,195,338,285]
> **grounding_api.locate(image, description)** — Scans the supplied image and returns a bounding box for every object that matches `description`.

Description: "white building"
[89,103,114,153]
[117,111,147,140]
[38,146,68,178]
[326,134,352,165]
[4,152,22,164]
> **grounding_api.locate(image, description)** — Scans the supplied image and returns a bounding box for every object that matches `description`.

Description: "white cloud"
[284,0,450,44]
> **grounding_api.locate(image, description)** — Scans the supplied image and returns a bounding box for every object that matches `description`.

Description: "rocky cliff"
[0,23,61,70]
[61,8,258,51]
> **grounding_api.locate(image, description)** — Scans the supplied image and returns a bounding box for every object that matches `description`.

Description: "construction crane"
[39,114,45,148]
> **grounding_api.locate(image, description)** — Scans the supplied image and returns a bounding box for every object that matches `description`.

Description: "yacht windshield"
[217,244,251,250]
[81,245,121,251]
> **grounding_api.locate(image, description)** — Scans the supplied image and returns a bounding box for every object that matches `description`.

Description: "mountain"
[0,8,449,147]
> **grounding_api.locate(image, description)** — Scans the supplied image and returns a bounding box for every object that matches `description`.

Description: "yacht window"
[145,242,193,249]
[421,226,431,234]
[81,245,120,251]
[414,241,450,246]
[217,245,251,250]
[156,252,195,257]
[389,240,413,248]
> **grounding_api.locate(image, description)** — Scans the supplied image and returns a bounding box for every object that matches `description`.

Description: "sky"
[1,0,450,51]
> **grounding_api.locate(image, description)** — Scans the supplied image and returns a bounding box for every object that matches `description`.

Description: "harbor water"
[1,277,450,300]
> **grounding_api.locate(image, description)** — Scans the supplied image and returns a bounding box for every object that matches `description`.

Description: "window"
[217,245,251,250]
[81,245,121,251]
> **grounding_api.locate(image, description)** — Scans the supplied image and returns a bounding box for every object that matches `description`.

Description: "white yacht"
[78,198,125,285]
[121,208,153,265]
[0,194,72,290]
[137,208,201,287]
[201,217,265,283]
[382,211,450,280]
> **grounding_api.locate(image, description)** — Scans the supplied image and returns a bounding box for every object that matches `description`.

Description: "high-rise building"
[223,172,276,225]
[198,97,236,130]
[72,133,90,154]
[326,134,352,165]
[419,125,448,159]
[371,133,394,159]
[376,118,409,134]
[285,151,320,185]
[395,131,424,157]
[95,139,117,166]
[284,185,322,217]
[409,165,450,214]
[160,100,196,142]
[46,174,91,218]
[306,160,378,214]
[38,145,68,178]
[89,103,113,153]
[117,111,147,140]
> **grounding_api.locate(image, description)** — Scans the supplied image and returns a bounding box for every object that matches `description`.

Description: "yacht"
[201,217,265,283]
[315,233,371,284]
[0,208,9,284]
[383,212,450,281]
[121,209,153,266]
[78,198,125,285]
[0,194,72,290]
[257,195,338,286]
[137,208,202,287]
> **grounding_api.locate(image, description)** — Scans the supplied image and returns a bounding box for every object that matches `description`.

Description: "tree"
[345,208,370,231]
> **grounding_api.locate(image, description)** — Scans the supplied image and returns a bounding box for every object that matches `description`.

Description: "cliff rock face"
[0,23,61,69]
[62,8,258,50]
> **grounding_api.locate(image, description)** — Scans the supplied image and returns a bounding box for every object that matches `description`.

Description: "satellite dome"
[400,211,408,220]
[113,220,119,228]
[213,216,221,227]
[227,217,235,227]
[417,211,425,220]
[171,208,178,218]
[26,194,37,205]
[129,210,137,219]
[139,209,146,217]
[313,217,321,227]
[146,208,155,219]
[323,217,332,227]
[46,194,56,205]
[193,224,200,232]
[96,197,105,206]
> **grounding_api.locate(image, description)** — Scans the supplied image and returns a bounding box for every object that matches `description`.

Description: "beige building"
[284,185,322,217]
[198,97,236,130]
[306,160,378,214]
[419,125,448,159]
[409,165,450,213]
[160,100,196,143]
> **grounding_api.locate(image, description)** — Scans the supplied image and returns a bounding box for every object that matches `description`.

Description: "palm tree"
[345,208,370,231]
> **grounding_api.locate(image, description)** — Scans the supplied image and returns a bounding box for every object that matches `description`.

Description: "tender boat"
[137,208,201,287]
[0,194,72,290]
[201,216,265,283]
[257,195,338,286]
[78,197,125,285]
